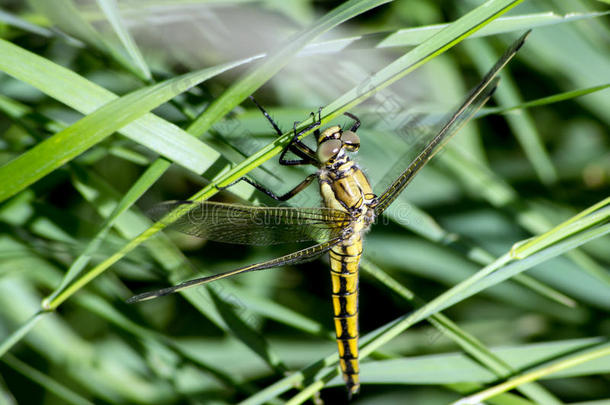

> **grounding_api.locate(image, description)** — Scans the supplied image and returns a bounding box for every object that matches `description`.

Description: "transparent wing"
[375,31,530,215]
[127,237,342,303]
[148,200,351,245]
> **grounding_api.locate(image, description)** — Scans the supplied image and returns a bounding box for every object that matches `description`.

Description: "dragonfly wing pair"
[127,201,351,302]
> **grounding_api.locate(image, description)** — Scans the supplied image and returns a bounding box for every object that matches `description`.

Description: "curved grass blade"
[321,0,526,119]
[350,338,610,385]
[441,147,610,286]
[96,0,151,80]
[512,198,610,259]
[383,204,577,308]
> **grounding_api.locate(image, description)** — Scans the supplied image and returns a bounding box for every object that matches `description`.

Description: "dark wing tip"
[126,286,175,303]
[512,30,532,54]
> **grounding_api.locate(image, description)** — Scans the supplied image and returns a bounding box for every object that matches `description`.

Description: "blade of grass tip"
[0,59,246,203]
[0,310,47,357]
[2,353,94,405]
[360,259,562,405]
[29,0,146,80]
[96,0,151,80]
[188,0,393,138]
[0,38,252,174]
[481,83,610,116]
[453,343,610,405]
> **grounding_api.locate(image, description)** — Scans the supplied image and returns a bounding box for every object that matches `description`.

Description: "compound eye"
[317,139,342,163]
[341,130,360,150]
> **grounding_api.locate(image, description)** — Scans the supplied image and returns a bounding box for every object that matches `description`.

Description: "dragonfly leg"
[344,112,361,132]
[231,173,318,201]
[250,96,318,165]
[249,95,283,136]
[278,113,322,166]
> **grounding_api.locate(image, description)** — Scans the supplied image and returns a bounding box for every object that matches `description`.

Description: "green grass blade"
[95,0,151,80]
[350,338,610,385]
[43,162,167,304]
[0,58,249,203]
[481,83,610,116]
[384,201,577,308]
[321,0,526,117]
[65,169,296,373]
[512,199,610,259]
[2,353,94,405]
[0,37,253,174]
[454,343,610,405]
[361,258,562,404]
[0,311,46,357]
[0,8,54,37]
[302,11,609,52]
[440,147,610,286]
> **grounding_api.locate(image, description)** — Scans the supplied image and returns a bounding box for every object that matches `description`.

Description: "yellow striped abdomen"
[330,233,362,396]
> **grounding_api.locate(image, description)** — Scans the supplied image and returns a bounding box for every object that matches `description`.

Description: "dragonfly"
[128,32,529,397]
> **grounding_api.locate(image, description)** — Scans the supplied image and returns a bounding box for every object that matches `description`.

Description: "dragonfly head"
[317,126,361,163]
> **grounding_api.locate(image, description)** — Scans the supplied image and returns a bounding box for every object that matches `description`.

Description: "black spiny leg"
[344,112,361,132]
[217,100,322,201]
[278,113,321,166]
[238,173,318,201]
[249,96,318,165]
